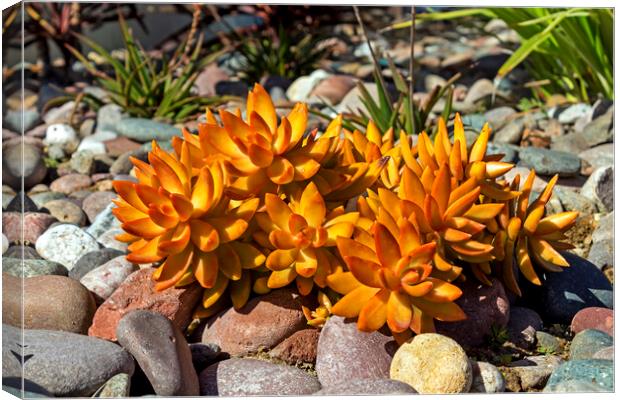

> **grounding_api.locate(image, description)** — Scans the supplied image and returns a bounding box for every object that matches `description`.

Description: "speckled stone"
[544,360,613,392]
[199,358,321,396]
[569,329,613,360]
[313,379,417,395]
[2,258,68,278]
[80,256,138,303]
[35,224,99,269]
[470,361,505,393]
[390,333,472,394]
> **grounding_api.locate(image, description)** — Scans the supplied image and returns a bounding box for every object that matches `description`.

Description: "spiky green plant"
[66,13,228,123]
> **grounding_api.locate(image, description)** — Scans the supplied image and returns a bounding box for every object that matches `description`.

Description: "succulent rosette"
[112,140,264,313]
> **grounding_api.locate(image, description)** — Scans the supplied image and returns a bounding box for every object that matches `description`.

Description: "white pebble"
[35,224,100,269]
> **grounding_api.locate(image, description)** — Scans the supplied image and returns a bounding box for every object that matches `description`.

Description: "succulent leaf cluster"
[113,84,578,336]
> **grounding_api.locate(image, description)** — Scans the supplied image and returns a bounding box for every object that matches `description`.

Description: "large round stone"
[2,142,47,190]
[35,224,99,269]
[315,315,396,388]
[390,333,472,394]
[3,274,96,334]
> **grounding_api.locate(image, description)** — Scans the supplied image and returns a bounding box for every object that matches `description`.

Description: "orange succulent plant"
[112,84,579,341]
[112,140,264,315]
[255,182,359,295]
[329,220,465,339]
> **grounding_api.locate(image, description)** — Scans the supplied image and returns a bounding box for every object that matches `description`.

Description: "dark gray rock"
[436,278,510,348]
[4,245,41,259]
[29,191,66,209]
[314,379,417,395]
[508,355,564,391]
[486,142,518,163]
[544,360,613,392]
[2,324,134,397]
[315,316,396,387]
[484,107,517,130]
[587,239,614,270]
[554,187,599,215]
[2,258,68,278]
[507,307,543,349]
[581,111,613,147]
[199,358,321,396]
[70,248,125,280]
[518,147,581,177]
[522,252,613,324]
[569,329,613,360]
[116,310,199,396]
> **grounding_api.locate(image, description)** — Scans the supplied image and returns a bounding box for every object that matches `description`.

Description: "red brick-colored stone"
[201,289,307,356]
[269,328,320,364]
[571,307,613,337]
[103,137,142,158]
[310,75,357,105]
[88,268,202,341]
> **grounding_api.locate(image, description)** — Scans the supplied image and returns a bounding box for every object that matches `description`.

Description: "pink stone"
[571,307,613,337]
[2,211,57,244]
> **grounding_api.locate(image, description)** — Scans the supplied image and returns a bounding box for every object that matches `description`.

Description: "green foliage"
[385,7,613,102]
[489,324,510,347]
[66,15,227,123]
[346,7,458,139]
[536,345,557,355]
[236,25,330,84]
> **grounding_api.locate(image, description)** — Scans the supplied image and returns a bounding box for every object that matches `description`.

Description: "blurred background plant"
[2,2,144,80]
[333,6,459,139]
[64,7,228,123]
[384,7,613,102]
[235,25,331,84]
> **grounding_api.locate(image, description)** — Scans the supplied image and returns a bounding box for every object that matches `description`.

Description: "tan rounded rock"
[3,273,96,334]
[390,333,472,394]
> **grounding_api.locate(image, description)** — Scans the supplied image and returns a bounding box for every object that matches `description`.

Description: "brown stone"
[50,173,93,194]
[201,289,307,356]
[269,328,320,364]
[3,273,96,334]
[89,268,202,341]
[2,211,57,244]
[104,137,142,158]
[310,75,357,105]
[82,191,117,223]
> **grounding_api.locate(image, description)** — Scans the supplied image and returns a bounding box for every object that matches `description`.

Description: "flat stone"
[70,248,125,280]
[486,142,518,162]
[518,147,581,177]
[521,252,613,324]
[436,278,510,348]
[82,191,118,224]
[35,224,100,269]
[269,328,320,364]
[89,268,202,341]
[505,355,564,391]
[581,111,613,147]
[116,310,198,396]
[2,258,68,278]
[97,227,128,252]
[199,358,321,396]
[41,199,86,225]
[579,144,614,170]
[592,346,614,360]
[309,75,357,105]
[484,106,517,130]
[592,212,613,243]
[49,173,93,194]
[80,256,138,303]
[3,274,96,334]
[571,307,613,337]
[314,379,417,395]
[544,360,613,392]
[390,333,472,394]
[116,118,182,142]
[2,324,134,397]
[316,315,396,388]
[569,329,613,360]
[104,136,142,157]
[202,289,307,356]
[470,361,505,393]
